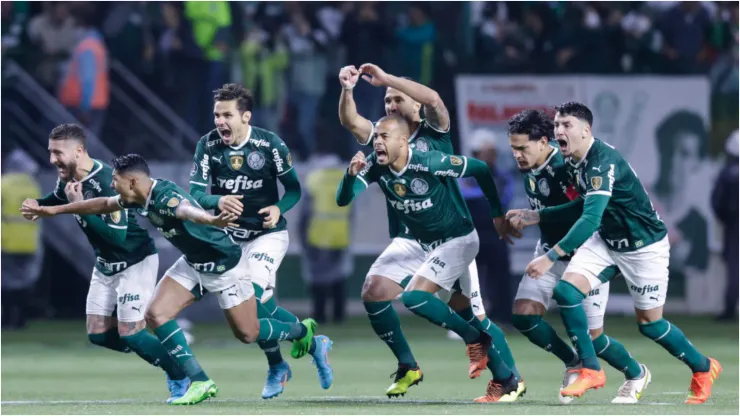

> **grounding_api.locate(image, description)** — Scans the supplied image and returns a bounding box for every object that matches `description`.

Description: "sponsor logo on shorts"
[97,257,127,273]
[250,252,275,264]
[587,288,600,297]
[629,284,660,295]
[118,293,140,305]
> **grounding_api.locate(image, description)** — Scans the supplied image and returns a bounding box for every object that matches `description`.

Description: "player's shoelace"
[390,367,411,382]
[466,343,487,362]
[482,380,505,399]
[617,379,638,397]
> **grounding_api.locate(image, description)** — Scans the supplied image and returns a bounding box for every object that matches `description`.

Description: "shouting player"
[21,153,331,405]
[188,83,332,399]
[338,64,522,397]
[508,102,721,404]
[507,110,650,404]
[337,115,523,403]
[20,124,189,403]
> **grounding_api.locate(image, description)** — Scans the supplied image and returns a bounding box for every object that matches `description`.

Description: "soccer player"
[21,153,331,405]
[337,114,522,403]
[20,124,189,403]
[188,83,332,399]
[507,110,650,404]
[508,102,722,404]
[338,64,522,397]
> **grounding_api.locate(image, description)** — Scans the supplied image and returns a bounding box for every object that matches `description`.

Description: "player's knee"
[144,308,169,329]
[361,277,392,302]
[513,299,545,316]
[118,320,146,337]
[511,313,542,333]
[589,327,604,340]
[232,322,260,344]
[552,280,584,306]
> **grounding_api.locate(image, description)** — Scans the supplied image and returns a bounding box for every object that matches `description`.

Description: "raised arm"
[22,196,121,218]
[359,63,449,132]
[336,151,375,206]
[338,65,374,145]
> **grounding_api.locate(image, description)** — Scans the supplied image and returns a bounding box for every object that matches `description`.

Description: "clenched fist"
[348,151,367,176]
[339,65,360,90]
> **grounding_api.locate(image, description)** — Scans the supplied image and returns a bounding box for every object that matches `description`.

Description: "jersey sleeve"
[188,138,220,210]
[96,179,128,231]
[355,152,379,187]
[157,189,188,217]
[336,153,378,206]
[37,178,68,206]
[584,162,615,198]
[428,151,469,178]
[270,134,294,177]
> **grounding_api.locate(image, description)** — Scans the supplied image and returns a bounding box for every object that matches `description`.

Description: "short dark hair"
[213,83,254,113]
[554,101,593,126]
[508,109,554,141]
[49,123,86,148]
[377,114,411,136]
[112,153,150,176]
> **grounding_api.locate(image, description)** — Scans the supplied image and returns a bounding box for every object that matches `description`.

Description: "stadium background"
[1,2,738,413]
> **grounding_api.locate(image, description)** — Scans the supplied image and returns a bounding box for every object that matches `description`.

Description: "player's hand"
[64,182,83,203]
[506,209,540,230]
[20,199,56,218]
[359,63,391,87]
[210,211,240,229]
[348,151,366,176]
[493,216,522,245]
[258,205,280,229]
[525,254,554,279]
[20,198,40,221]
[218,195,244,217]
[339,65,360,90]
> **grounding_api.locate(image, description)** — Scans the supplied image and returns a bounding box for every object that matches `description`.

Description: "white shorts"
[238,231,289,303]
[415,231,480,295]
[166,254,255,310]
[369,237,486,314]
[86,254,158,322]
[515,241,610,329]
[565,233,669,310]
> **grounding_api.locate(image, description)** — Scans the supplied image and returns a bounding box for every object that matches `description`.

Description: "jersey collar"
[408,120,423,143]
[570,138,596,168]
[530,146,558,174]
[390,147,413,177]
[141,179,158,214]
[229,126,252,151]
[78,159,102,182]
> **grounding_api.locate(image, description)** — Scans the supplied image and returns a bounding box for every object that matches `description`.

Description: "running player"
[337,114,523,403]
[508,102,721,404]
[189,83,332,399]
[507,109,650,404]
[21,124,188,403]
[21,153,332,405]
[338,64,522,397]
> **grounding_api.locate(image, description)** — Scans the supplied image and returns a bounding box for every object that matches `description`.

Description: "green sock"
[154,320,208,382]
[364,301,417,367]
[88,329,131,353]
[486,343,514,382]
[553,281,600,371]
[257,299,285,366]
[639,319,710,373]
[457,308,521,380]
[592,333,642,379]
[258,318,307,342]
[512,314,578,366]
[401,291,480,344]
[122,330,187,380]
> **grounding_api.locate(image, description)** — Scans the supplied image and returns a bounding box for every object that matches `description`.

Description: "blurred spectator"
[299,143,353,324]
[57,5,109,138]
[709,3,738,93]
[711,130,739,322]
[238,24,289,134]
[459,129,516,325]
[396,4,435,85]
[1,1,30,60]
[157,2,203,121]
[102,2,155,78]
[283,3,329,160]
[656,2,712,74]
[27,2,78,92]
[184,1,232,133]
[1,149,43,330]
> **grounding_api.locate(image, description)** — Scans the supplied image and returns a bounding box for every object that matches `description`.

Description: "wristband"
[546,249,561,262]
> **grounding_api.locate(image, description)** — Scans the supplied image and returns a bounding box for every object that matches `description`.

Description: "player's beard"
[57,160,77,181]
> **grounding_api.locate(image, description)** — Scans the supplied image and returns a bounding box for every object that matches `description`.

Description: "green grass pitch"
[2,314,737,414]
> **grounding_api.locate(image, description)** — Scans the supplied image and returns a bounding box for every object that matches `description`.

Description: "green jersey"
[117,179,242,273]
[355,149,476,250]
[190,126,294,242]
[524,145,575,250]
[366,119,453,240]
[40,160,156,276]
[566,139,667,252]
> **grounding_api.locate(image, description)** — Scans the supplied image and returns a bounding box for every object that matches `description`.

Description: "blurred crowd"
[2,1,738,160]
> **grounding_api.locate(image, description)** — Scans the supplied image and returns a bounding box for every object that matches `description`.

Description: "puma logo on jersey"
[440,155,447,162]
[592,166,602,172]
[217,175,264,193]
[211,156,223,164]
[389,198,433,214]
